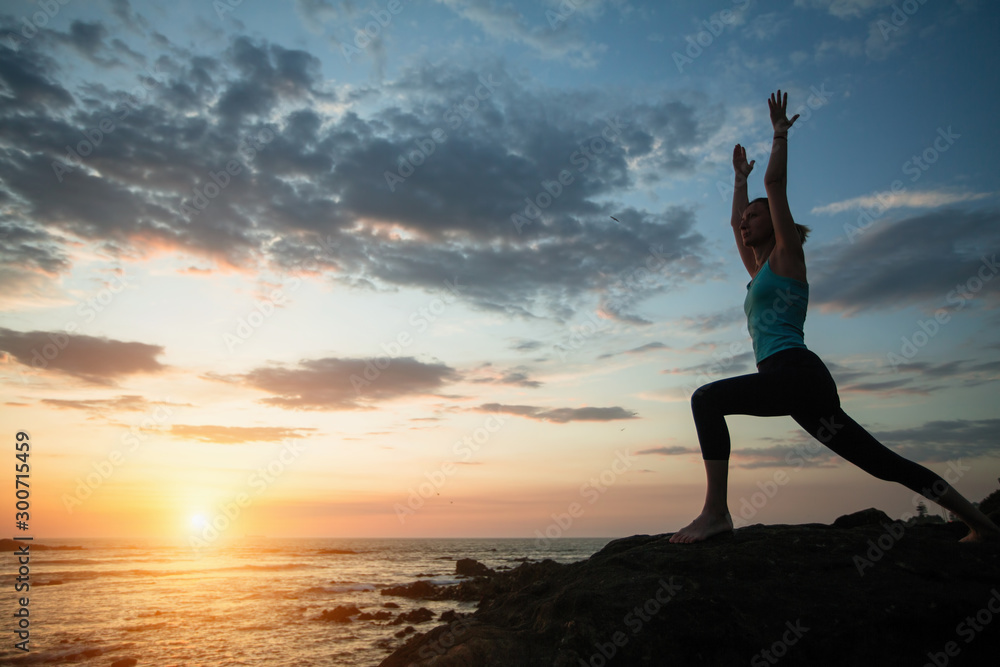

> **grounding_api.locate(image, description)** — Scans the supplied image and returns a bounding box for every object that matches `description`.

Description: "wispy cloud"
[476,402,637,423]
[812,190,994,215]
[170,424,316,444]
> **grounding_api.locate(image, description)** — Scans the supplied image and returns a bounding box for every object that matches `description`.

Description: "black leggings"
[691,347,947,501]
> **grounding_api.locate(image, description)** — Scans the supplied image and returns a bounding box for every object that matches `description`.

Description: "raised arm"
[731,144,756,276]
[763,90,803,259]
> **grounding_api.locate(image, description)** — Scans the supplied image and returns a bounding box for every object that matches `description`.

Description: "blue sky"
[0,0,998,538]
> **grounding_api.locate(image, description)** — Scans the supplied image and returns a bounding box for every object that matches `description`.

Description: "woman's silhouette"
[669,90,1000,544]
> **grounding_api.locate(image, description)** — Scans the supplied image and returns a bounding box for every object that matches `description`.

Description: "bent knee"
[691,383,717,410]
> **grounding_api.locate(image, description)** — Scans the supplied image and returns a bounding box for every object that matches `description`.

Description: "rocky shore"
[378,508,1000,666]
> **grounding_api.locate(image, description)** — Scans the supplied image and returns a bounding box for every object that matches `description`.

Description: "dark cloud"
[215,37,328,124]
[208,356,461,410]
[62,21,114,64]
[107,0,149,33]
[675,308,745,334]
[0,40,75,110]
[476,402,637,423]
[169,424,315,444]
[831,358,999,397]
[0,223,70,277]
[468,364,542,388]
[873,419,1000,463]
[811,208,1000,315]
[661,351,756,378]
[0,32,721,321]
[636,436,841,470]
[509,339,545,352]
[0,328,166,384]
[598,341,669,359]
[636,445,699,456]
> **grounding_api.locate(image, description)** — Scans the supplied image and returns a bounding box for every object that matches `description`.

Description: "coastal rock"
[439,610,464,623]
[456,558,495,578]
[379,517,1000,666]
[831,507,893,528]
[391,607,435,625]
[358,610,394,621]
[381,580,440,599]
[0,538,83,551]
[316,604,362,623]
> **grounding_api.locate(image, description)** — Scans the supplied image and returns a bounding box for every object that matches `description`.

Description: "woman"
[669,90,1000,544]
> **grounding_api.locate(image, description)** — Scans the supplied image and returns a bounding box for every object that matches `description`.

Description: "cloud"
[209,356,461,410]
[811,190,994,215]
[873,418,1000,462]
[636,445,699,456]
[744,13,791,40]
[598,341,669,359]
[730,442,842,469]
[434,0,607,67]
[476,402,637,423]
[468,364,543,388]
[106,0,149,33]
[661,351,756,377]
[0,328,167,384]
[0,30,720,321]
[814,36,864,59]
[509,339,545,352]
[169,424,316,444]
[793,0,894,19]
[42,394,166,412]
[0,37,75,110]
[674,308,745,334]
[834,358,1000,397]
[810,208,1000,315]
[215,36,329,124]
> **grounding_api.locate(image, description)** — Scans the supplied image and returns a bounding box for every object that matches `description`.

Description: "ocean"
[0,537,612,666]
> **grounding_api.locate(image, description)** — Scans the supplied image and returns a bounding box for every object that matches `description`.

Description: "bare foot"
[669,510,734,544]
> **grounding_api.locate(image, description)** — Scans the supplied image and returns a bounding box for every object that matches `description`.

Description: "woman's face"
[740,201,772,247]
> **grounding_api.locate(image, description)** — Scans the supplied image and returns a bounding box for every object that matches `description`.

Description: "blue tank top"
[744,260,809,365]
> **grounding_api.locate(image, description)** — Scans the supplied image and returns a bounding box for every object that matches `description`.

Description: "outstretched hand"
[768,89,799,135]
[733,143,754,179]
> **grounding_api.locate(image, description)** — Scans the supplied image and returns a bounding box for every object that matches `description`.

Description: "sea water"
[0,537,611,666]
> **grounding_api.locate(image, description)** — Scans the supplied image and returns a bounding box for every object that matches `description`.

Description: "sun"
[190,513,209,530]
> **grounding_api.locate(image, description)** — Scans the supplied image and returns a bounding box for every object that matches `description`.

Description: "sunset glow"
[1,0,998,544]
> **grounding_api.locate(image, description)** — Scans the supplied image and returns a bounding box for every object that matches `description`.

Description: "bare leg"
[930,483,1000,543]
[669,459,734,544]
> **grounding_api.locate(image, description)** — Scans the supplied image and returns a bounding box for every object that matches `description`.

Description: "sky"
[0,0,998,541]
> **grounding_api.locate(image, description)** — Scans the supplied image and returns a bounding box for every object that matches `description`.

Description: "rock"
[456,558,495,578]
[316,604,362,623]
[383,602,400,608]
[439,610,463,623]
[378,517,1000,666]
[111,659,139,667]
[63,647,102,660]
[0,538,83,551]
[394,626,416,638]
[832,507,893,528]
[381,580,440,599]
[358,610,394,621]
[391,607,435,625]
